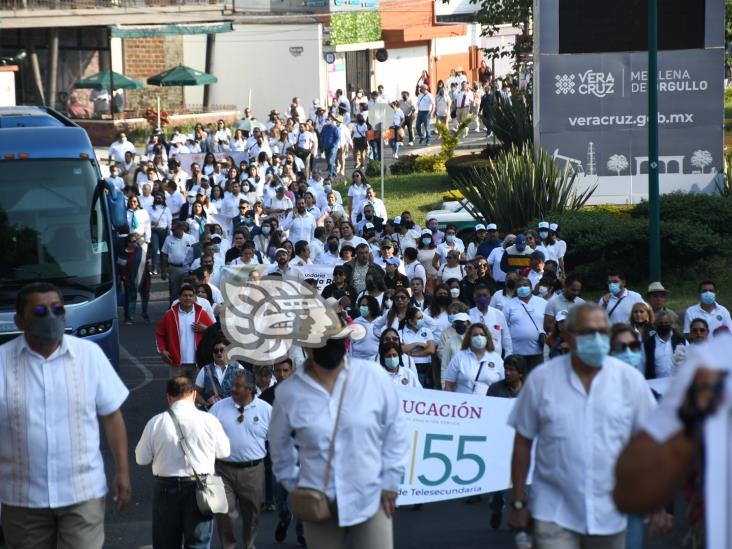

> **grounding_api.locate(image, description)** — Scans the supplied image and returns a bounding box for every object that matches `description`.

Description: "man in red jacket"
[155,284,214,380]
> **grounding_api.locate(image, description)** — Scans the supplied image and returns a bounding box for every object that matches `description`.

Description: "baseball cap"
[556,309,569,322]
[211,234,222,243]
[380,239,394,248]
[515,234,527,246]
[275,247,288,255]
[365,222,375,230]
[549,223,559,232]
[421,228,432,236]
[486,223,498,231]
[475,223,487,232]
[538,221,550,229]
[453,312,470,323]
[393,215,402,225]
[386,257,401,266]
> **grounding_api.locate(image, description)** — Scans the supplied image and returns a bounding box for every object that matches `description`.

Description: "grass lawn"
[336,172,452,226]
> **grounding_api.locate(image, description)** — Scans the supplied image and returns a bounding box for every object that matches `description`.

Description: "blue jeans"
[369,139,381,161]
[152,477,213,549]
[274,483,304,538]
[625,514,644,549]
[150,227,168,271]
[325,146,338,178]
[416,111,431,143]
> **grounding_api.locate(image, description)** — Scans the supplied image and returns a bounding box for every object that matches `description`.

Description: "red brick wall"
[123,36,184,112]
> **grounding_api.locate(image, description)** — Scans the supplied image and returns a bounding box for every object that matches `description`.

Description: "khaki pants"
[1,497,105,549]
[215,460,265,549]
[353,147,367,169]
[336,148,347,176]
[534,520,626,549]
[304,507,393,549]
[456,107,471,134]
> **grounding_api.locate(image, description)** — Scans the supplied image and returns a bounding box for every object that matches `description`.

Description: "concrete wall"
[183,23,326,121]
[373,45,428,99]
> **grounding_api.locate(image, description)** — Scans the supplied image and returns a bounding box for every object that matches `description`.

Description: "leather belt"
[217,459,263,469]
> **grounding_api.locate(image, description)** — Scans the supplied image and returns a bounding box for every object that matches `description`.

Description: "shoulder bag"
[167,408,229,516]
[472,360,489,396]
[520,301,546,348]
[289,366,350,522]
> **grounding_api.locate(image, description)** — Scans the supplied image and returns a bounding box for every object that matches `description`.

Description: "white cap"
[475,223,487,231]
[453,312,470,322]
[549,223,559,232]
[393,215,402,225]
[486,223,498,231]
[556,309,569,322]
[365,222,375,229]
[275,247,289,255]
[538,221,550,229]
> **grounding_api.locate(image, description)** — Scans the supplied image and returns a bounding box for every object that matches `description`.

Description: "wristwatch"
[510,500,528,511]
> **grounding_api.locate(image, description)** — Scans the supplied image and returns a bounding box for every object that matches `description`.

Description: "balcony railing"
[0,0,222,10]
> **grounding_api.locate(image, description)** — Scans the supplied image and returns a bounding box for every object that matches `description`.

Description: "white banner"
[299,264,336,292]
[396,387,517,505]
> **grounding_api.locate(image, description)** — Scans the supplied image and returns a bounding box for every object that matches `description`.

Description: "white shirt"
[349,316,381,360]
[417,92,434,112]
[508,354,656,535]
[385,365,422,388]
[544,292,585,319]
[468,306,513,356]
[0,335,129,508]
[683,302,732,334]
[456,89,474,109]
[435,241,466,265]
[489,289,512,312]
[400,325,434,365]
[135,399,230,477]
[162,233,196,267]
[404,260,426,287]
[445,349,504,395]
[210,397,271,462]
[652,335,675,378]
[598,288,644,324]
[503,296,547,355]
[178,308,196,364]
[108,139,137,163]
[282,211,316,244]
[487,246,507,283]
[269,359,408,527]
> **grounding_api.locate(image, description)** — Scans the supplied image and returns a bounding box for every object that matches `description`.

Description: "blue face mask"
[574,332,610,368]
[701,291,716,305]
[324,184,332,192]
[446,235,456,244]
[516,286,532,298]
[612,350,643,371]
[384,356,400,370]
[447,314,455,323]
[422,237,432,245]
[608,282,621,296]
[359,305,370,317]
[415,318,425,330]
[539,230,549,239]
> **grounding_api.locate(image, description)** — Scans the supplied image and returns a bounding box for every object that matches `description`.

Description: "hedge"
[445,154,494,182]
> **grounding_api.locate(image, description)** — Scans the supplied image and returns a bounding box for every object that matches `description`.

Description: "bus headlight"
[77,320,113,337]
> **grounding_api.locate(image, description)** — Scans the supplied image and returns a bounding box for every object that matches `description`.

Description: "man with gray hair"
[209,369,272,549]
[507,302,656,548]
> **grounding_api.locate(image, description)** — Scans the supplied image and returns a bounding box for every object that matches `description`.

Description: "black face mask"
[505,279,517,290]
[454,322,468,335]
[436,295,450,306]
[656,325,672,337]
[365,280,376,292]
[328,242,339,253]
[312,338,347,370]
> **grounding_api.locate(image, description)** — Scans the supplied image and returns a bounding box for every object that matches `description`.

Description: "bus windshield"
[0,159,114,309]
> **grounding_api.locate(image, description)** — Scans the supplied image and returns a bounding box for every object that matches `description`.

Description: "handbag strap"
[323,364,350,491]
[472,361,485,390]
[606,295,626,318]
[206,365,222,399]
[167,408,203,484]
[519,301,542,333]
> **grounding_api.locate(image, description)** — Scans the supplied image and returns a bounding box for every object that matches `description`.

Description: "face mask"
[328,242,339,253]
[422,237,432,246]
[429,224,438,232]
[517,286,532,298]
[575,332,610,368]
[212,244,220,252]
[505,279,517,290]
[384,299,393,309]
[656,325,672,337]
[261,226,271,235]
[436,295,450,306]
[701,291,716,305]
[476,296,490,309]
[415,318,425,330]
[447,314,455,323]
[608,282,621,296]
[312,338,347,370]
[539,231,549,239]
[365,280,376,292]
[324,184,332,192]
[446,235,456,244]
[242,185,250,192]
[472,335,488,350]
[454,322,468,335]
[538,286,549,297]
[384,356,400,370]
[359,306,370,317]
[27,311,66,346]
[187,196,196,203]
[613,349,642,370]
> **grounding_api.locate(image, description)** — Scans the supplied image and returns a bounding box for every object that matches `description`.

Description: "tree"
[727,0,732,45]
[443,0,532,69]
[606,154,629,176]
[691,150,713,174]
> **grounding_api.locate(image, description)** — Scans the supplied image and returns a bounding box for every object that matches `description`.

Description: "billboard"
[534,0,725,204]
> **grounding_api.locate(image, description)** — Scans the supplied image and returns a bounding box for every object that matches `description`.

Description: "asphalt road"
[89,279,691,549]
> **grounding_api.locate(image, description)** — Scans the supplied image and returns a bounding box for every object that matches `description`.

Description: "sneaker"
[394,153,399,159]
[296,535,307,548]
[408,141,414,146]
[275,515,291,542]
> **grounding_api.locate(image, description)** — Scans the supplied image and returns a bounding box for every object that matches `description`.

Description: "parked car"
[425,201,482,238]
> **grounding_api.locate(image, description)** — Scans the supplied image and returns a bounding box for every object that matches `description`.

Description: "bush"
[631,192,732,237]
[544,210,723,289]
[415,155,446,173]
[488,91,533,149]
[445,154,494,182]
[389,154,418,175]
[365,159,382,177]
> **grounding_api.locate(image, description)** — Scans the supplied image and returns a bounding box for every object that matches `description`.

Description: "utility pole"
[647,0,661,281]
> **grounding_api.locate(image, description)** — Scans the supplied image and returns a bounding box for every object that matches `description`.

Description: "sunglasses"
[611,341,641,353]
[33,304,65,317]
[213,347,226,353]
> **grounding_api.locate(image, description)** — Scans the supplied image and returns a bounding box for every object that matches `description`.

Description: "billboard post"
[648,0,661,280]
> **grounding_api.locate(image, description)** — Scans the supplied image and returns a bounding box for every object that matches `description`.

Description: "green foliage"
[717,153,732,197]
[458,0,532,64]
[389,154,418,175]
[631,192,732,238]
[365,159,382,177]
[547,209,723,289]
[435,118,472,161]
[330,11,381,45]
[727,0,732,45]
[445,154,493,181]
[488,92,533,149]
[415,155,446,173]
[450,144,596,233]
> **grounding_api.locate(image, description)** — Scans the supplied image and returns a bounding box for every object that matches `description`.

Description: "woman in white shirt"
[399,307,436,387]
[444,323,505,394]
[347,170,369,216]
[349,296,381,360]
[202,152,217,176]
[186,202,208,240]
[373,288,411,335]
[502,277,547,371]
[148,193,172,274]
[352,186,387,224]
[435,81,451,126]
[229,129,247,152]
[379,341,422,388]
[126,195,150,244]
[213,120,231,152]
[437,250,466,283]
